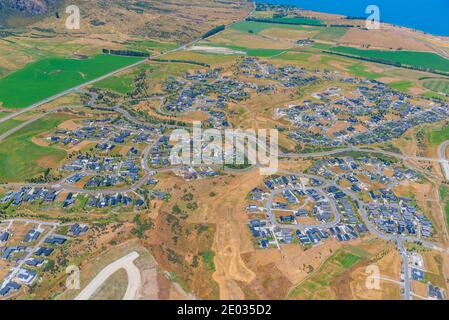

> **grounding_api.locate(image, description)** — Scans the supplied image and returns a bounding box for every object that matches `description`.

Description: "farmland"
[428,123,449,146]
[0,54,144,109]
[0,113,71,182]
[329,46,449,73]
[423,79,449,94]
[388,80,413,92]
[230,21,307,34]
[247,16,324,26]
[93,74,135,95]
[287,246,366,299]
[439,185,449,233]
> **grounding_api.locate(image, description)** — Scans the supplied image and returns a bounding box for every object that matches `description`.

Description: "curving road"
[439,141,449,181]
[74,251,141,300]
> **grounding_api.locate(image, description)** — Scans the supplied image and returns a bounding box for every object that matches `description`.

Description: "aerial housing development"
[0,0,448,303]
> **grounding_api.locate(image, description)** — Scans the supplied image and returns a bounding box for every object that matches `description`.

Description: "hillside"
[0,0,252,76]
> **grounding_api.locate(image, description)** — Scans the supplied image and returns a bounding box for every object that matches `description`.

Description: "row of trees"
[102,49,150,57]
[245,16,325,27]
[149,58,210,67]
[202,25,225,39]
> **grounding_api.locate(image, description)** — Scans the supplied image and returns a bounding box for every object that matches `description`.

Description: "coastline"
[256,0,449,38]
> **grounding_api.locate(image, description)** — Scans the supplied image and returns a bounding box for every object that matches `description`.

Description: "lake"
[260,0,449,36]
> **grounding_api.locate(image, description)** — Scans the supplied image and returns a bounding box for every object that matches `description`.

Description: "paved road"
[0,105,84,143]
[0,59,148,125]
[439,141,449,181]
[397,240,412,300]
[74,251,141,300]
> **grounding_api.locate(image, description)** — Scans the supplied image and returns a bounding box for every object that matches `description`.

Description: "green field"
[230,21,306,34]
[330,46,449,73]
[388,80,413,92]
[0,111,10,119]
[428,123,449,145]
[0,54,144,108]
[0,118,23,136]
[272,52,311,62]
[200,250,216,272]
[288,246,366,299]
[423,79,449,94]
[347,63,381,79]
[127,39,178,53]
[257,16,323,26]
[94,74,135,94]
[0,114,70,182]
[422,92,447,100]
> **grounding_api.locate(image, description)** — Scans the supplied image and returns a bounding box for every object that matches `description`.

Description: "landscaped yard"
[0,54,144,108]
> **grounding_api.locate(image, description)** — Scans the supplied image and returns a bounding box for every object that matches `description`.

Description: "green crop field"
[262,16,323,26]
[0,113,71,182]
[0,54,144,109]
[347,63,381,79]
[230,21,306,34]
[428,123,449,146]
[330,46,449,73]
[94,74,135,95]
[389,80,413,92]
[272,52,311,61]
[423,79,449,94]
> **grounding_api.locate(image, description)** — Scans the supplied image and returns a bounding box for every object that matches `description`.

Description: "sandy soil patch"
[58,119,80,131]
[188,46,245,55]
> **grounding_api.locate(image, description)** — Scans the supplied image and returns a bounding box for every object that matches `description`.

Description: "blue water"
[260,0,449,36]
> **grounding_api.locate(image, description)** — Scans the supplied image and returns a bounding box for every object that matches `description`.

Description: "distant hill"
[0,0,252,43]
[0,0,61,26]
[0,0,56,15]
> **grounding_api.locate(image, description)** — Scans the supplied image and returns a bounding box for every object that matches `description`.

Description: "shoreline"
[256,0,449,39]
